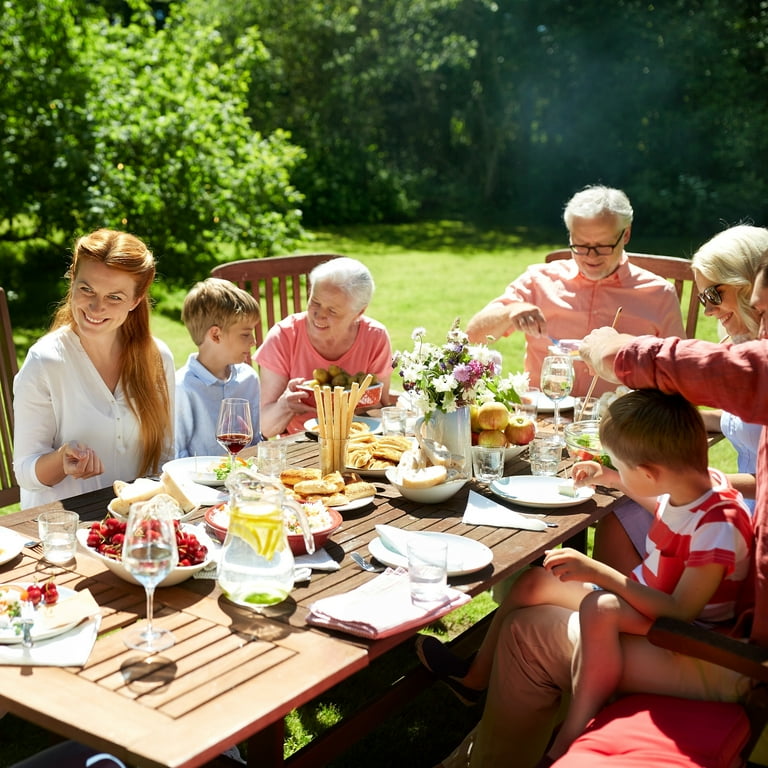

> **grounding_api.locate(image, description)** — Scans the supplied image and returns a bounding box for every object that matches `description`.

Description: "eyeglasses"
[697,284,724,307]
[568,229,626,257]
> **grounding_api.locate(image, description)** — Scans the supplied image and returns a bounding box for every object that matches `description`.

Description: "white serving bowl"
[76,524,215,587]
[385,468,468,504]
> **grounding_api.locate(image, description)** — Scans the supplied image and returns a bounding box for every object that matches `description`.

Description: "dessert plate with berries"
[0,582,79,644]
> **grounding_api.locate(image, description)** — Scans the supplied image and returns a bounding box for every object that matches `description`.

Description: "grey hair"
[563,185,634,231]
[309,257,374,311]
[692,224,768,340]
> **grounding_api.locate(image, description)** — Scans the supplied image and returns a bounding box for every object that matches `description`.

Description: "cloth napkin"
[306,567,470,639]
[0,590,102,667]
[462,490,548,532]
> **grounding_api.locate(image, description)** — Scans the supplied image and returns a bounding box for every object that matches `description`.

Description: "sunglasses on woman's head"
[697,284,723,307]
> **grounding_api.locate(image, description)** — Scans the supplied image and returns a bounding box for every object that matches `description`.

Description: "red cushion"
[553,693,750,768]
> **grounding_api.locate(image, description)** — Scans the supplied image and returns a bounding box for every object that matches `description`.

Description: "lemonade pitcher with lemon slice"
[218,470,314,609]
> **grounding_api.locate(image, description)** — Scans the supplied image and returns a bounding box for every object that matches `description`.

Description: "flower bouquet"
[394,320,528,416]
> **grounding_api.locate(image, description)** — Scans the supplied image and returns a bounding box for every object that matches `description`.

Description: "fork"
[23,539,42,552]
[350,552,385,573]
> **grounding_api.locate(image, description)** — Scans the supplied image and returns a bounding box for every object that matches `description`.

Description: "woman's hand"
[281,377,315,414]
[61,441,104,480]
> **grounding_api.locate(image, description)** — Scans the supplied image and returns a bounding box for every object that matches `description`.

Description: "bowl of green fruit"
[563,420,615,468]
[298,366,382,408]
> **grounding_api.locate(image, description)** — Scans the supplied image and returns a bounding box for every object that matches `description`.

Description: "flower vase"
[418,406,472,475]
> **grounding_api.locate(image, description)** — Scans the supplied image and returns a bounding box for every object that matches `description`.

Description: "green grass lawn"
[0,221,735,766]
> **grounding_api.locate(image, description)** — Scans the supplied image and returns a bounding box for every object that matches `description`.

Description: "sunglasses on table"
[697,284,724,307]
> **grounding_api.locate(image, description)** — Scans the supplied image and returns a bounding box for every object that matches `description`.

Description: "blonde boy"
[175,278,262,457]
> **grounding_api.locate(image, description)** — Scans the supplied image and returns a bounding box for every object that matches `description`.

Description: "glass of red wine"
[216,398,254,472]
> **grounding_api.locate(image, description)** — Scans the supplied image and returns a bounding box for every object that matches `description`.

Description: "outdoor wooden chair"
[211,253,342,346]
[544,249,701,339]
[0,286,20,508]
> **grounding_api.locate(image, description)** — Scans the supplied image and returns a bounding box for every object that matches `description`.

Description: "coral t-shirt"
[254,313,392,433]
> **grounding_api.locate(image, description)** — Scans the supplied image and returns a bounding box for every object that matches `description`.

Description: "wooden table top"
[0,435,620,768]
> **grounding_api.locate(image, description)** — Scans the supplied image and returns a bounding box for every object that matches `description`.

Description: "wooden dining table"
[0,434,621,768]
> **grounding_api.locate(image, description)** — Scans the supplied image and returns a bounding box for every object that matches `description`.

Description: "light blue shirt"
[175,353,262,458]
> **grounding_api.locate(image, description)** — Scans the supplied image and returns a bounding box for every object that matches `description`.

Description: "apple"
[477,429,507,448]
[477,401,509,431]
[469,403,482,432]
[504,415,536,446]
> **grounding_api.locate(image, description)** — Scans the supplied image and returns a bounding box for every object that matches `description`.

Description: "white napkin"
[462,490,548,532]
[374,524,432,556]
[306,567,470,639]
[0,615,101,667]
[295,548,341,572]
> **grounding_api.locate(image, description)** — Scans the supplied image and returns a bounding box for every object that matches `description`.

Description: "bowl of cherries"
[77,515,214,587]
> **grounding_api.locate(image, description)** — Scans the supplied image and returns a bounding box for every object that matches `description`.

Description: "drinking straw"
[577,306,623,422]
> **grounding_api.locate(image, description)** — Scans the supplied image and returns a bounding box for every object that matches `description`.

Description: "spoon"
[350,552,385,573]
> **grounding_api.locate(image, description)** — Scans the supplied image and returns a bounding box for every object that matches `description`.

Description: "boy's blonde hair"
[599,389,708,473]
[182,278,260,346]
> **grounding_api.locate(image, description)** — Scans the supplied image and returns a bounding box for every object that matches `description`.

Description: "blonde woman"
[13,229,174,508]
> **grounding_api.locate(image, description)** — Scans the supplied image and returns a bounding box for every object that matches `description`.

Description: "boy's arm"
[544,548,725,623]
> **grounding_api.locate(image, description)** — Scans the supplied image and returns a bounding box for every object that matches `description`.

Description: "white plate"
[369,531,492,577]
[304,416,382,435]
[490,476,594,508]
[344,465,390,479]
[162,456,232,487]
[0,585,80,644]
[535,394,575,413]
[330,495,375,512]
[0,528,24,566]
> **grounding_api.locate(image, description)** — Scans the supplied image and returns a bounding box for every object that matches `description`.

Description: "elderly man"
[466,185,685,396]
[438,262,768,768]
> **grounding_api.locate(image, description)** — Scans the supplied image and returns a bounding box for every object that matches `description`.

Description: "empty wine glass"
[540,354,574,443]
[121,497,178,653]
[216,398,254,471]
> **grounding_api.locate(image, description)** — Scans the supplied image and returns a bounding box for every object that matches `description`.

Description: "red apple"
[469,404,482,432]
[477,401,509,431]
[477,429,507,448]
[504,415,536,446]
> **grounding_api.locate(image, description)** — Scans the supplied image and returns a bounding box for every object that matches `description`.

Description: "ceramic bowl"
[204,503,343,556]
[297,381,383,410]
[76,524,215,587]
[384,468,468,504]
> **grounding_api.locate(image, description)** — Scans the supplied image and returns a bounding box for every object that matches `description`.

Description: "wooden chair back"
[0,287,20,508]
[210,253,343,346]
[544,249,701,338]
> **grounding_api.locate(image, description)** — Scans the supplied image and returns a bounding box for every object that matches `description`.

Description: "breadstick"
[346,382,360,436]
[349,373,373,413]
[314,384,326,439]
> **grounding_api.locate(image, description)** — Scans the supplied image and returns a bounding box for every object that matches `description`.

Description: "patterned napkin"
[306,567,470,639]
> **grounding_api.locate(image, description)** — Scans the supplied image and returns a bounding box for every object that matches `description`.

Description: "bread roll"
[279,467,322,486]
[343,481,376,500]
[400,465,447,489]
[293,478,337,496]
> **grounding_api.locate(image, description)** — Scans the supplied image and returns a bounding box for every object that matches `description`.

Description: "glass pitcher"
[217,469,314,609]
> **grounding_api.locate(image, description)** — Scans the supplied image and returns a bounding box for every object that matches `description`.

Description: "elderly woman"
[13,229,175,508]
[254,257,393,436]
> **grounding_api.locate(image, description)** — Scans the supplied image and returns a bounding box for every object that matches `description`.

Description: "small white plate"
[344,465,390,479]
[304,416,382,435]
[0,585,80,644]
[330,495,375,512]
[536,394,575,413]
[162,456,232,487]
[490,476,594,508]
[0,528,24,566]
[369,531,492,577]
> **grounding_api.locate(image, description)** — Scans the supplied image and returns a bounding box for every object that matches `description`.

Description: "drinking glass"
[540,355,574,443]
[121,497,178,653]
[216,398,254,471]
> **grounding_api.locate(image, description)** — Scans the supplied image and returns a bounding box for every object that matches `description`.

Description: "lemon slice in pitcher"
[228,505,285,560]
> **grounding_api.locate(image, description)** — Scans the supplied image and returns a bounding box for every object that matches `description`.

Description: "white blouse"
[13,326,175,508]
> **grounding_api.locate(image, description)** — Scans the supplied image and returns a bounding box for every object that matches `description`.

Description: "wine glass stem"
[145,585,156,638]
[553,402,560,438]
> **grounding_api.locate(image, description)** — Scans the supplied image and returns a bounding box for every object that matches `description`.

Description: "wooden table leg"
[247,720,285,767]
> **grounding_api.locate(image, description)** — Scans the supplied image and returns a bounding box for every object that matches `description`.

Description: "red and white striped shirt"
[632,468,753,624]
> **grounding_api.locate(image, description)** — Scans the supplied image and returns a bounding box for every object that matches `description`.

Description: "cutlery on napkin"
[462,490,549,531]
[306,567,470,639]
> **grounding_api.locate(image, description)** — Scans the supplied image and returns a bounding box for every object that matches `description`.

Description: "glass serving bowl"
[563,420,614,468]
